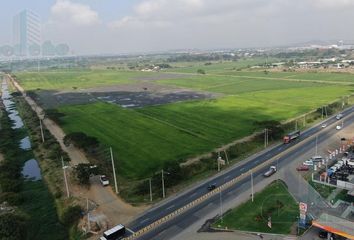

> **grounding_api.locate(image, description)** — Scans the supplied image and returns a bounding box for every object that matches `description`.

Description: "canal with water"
[1,78,42,181]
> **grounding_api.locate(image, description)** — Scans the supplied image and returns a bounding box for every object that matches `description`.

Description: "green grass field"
[58,83,352,179]
[14,69,183,90]
[163,58,276,73]
[15,66,354,180]
[213,181,298,234]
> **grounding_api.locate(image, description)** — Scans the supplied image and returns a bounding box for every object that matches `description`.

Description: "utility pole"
[219,187,223,222]
[149,178,152,202]
[110,147,118,194]
[325,106,328,118]
[162,169,165,199]
[264,128,268,148]
[86,198,90,232]
[61,156,70,198]
[303,116,306,127]
[251,171,254,202]
[39,118,45,143]
[224,150,229,165]
[295,120,298,131]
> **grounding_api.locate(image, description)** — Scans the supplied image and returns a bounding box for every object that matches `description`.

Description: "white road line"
[140,218,150,224]
[240,167,245,172]
[225,175,231,179]
[126,228,135,234]
[166,204,175,210]
[189,192,197,198]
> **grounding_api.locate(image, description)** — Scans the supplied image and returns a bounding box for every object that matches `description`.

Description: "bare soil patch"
[35,82,216,109]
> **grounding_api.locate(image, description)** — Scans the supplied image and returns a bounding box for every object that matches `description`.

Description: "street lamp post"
[61,156,70,198]
[110,147,119,194]
[149,178,152,202]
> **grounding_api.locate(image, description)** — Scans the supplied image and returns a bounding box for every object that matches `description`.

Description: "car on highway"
[100,175,109,186]
[296,165,309,171]
[336,125,342,130]
[321,123,327,128]
[207,184,216,191]
[263,166,277,177]
[336,114,343,120]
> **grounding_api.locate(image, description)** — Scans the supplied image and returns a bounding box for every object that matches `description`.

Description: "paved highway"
[126,106,354,240]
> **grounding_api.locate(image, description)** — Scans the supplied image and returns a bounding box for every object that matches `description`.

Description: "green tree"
[197,69,206,74]
[0,213,27,240]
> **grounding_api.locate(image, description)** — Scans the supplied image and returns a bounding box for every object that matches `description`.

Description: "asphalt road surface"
[126,106,354,240]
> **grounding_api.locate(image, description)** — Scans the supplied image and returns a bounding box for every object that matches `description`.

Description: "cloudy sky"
[1,0,353,54]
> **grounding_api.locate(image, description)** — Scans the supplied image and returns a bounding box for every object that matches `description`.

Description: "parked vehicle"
[263,166,277,177]
[100,175,109,186]
[296,165,309,171]
[318,230,328,238]
[311,156,323,162]
[100,224,125,240]
[336,125,342,130]
[283,130,300,144]
[303,160,314,166]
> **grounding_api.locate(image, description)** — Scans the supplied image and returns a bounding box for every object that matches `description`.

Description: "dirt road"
[9,75,87,166]
[7,75,146,230]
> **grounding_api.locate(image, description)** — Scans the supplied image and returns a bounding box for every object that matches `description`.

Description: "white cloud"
[50,0,100,26]
[43,0,354,54]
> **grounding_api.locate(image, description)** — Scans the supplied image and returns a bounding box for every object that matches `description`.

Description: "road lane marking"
[166,204,175,210]
[126,228,135,234]
[189,192,197,198]
[240,167,245,172]
[123,108,354,240]
[140,218,150,224]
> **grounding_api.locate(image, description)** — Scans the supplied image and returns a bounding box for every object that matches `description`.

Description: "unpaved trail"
[8,74,87,166]
[7,74,145,228]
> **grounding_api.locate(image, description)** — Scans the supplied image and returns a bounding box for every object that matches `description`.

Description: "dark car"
[319,230,328,238]
[296,165,309,171]
[207,184,216,191]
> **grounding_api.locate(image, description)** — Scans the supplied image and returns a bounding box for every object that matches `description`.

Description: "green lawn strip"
[205,71,354,83]
[308,180,336,199]
[333,190,354,204]
[164,58,276,74]
[213,181,298,234]
[157,74,323,94]
[19,181,68,240]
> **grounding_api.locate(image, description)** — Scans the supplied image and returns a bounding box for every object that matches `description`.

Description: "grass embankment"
[0,105,68,239]
[213,180,298,234]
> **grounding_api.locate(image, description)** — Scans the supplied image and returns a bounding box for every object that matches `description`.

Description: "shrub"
[0,212,27,240]
[61,205,82,226]
[0,192,24,205]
